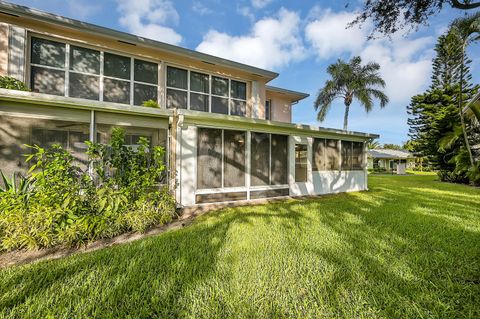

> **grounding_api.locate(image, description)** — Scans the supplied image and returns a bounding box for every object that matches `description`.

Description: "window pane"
[312,138,325,171]
[251,132,270,186]
[212,96,228,114]
[265,100,271,120]
[341,141,352,170]
[103,78,130,104]
[197,128,222,189]
[325,139,339,170]
[30,66,65,96]
[134,59,158,84]
[70,45,100,74]
[231,80,246,100]
[271,134,288,185]
[104,52,130,79]
[31,128,68,149]
[190,93,209,112]
[167,89,187,109]
[295,144,308,182]
[69,73,99,100]
[212,76,228,96]
[224,130,245,187]
[190,71,209,93]
[231,100,246,116]
[166,66,187,89]
[352,142,364,170]
[31,37,65,68]
[134,83,158,106]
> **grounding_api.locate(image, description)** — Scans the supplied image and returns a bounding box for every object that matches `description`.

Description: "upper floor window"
[30,36,158,106]
[166,66,247,116]
[265,99,271,120]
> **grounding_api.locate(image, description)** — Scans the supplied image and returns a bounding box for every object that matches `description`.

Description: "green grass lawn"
[1,175,479,318]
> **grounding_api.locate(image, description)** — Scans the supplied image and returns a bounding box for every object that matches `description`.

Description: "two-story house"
[0,2,378,207]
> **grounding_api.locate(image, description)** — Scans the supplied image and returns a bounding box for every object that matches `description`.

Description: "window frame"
[265,99,272,120]
[27,33,160,107]
[294,143,308,183]
[250,132,289,188]
[196,127,247,192]
[312,138,341,171]
[165,63,248,116]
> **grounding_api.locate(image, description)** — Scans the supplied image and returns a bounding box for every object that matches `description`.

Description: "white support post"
[246,131,251,200]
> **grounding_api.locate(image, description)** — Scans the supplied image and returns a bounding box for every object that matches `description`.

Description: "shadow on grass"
[0,204,307,318]
[0,175,479,318]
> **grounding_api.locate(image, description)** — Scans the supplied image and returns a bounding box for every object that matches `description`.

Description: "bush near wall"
[0,128,176,251]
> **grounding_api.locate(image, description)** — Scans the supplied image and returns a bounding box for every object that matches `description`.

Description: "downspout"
[169,109,184,207]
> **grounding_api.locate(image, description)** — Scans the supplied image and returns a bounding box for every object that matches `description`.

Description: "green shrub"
[142,99,160,108]
[0,128,176,251]
[0,76,29,91]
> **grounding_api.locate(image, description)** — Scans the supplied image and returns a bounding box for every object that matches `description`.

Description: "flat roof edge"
[266,85,309,102]
[0,89,172,117]
[177,109,379,139]
[0,1,279,80]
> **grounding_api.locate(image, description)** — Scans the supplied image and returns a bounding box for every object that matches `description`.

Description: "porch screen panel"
[325,139,339,170]
[352,142,364,170]
[271,134,288,185]
[197,128,222,189]
[341,141,353,170]
[250,132,270,186]
[295,144,308,182]
[312,138,326,171]
[223,130,246,187]
[0,116,91,179]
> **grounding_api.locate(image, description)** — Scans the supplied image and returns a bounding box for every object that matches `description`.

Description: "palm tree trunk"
[343,103,350,130]
[458,42,475,167]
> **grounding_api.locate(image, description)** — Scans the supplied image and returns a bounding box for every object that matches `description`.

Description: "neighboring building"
[367,149,415,174]
[0,2,378,207]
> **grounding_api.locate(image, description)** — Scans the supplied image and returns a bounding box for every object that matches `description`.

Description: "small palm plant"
[314,56,389,130]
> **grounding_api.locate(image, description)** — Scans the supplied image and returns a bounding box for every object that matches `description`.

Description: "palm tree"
[450,11,480,167]
[314,56,389,130]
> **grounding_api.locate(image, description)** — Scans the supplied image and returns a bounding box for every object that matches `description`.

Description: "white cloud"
[305,8,434,103]
[251,0,274,9]
[305,9,368,59]
[116,0,182,45]
[196,8,306,70]
[192,2,213,15]
[237,6,255,22]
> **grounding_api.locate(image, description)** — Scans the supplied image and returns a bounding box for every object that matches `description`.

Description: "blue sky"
[9,0,480,145]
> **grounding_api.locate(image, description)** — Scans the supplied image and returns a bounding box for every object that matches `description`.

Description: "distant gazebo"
[367,149,416,174]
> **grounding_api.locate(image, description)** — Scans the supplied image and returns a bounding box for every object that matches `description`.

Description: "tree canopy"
[350,0,480,38]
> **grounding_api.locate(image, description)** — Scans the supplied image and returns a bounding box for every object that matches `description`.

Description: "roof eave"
[0,1,279,81]
[266,85,310,103]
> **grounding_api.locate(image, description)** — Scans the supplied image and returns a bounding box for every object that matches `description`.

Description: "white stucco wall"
[176,126,368,206]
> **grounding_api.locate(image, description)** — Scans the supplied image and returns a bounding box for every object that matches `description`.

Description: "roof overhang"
[0,88,172,118]
[0,1,279,81]
[266,85,309,103]
[177,109,378,140]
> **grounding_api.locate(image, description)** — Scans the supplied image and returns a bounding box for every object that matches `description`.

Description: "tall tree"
[449,11,480,166]
[350,0,480,38]
[314,56,389,130]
